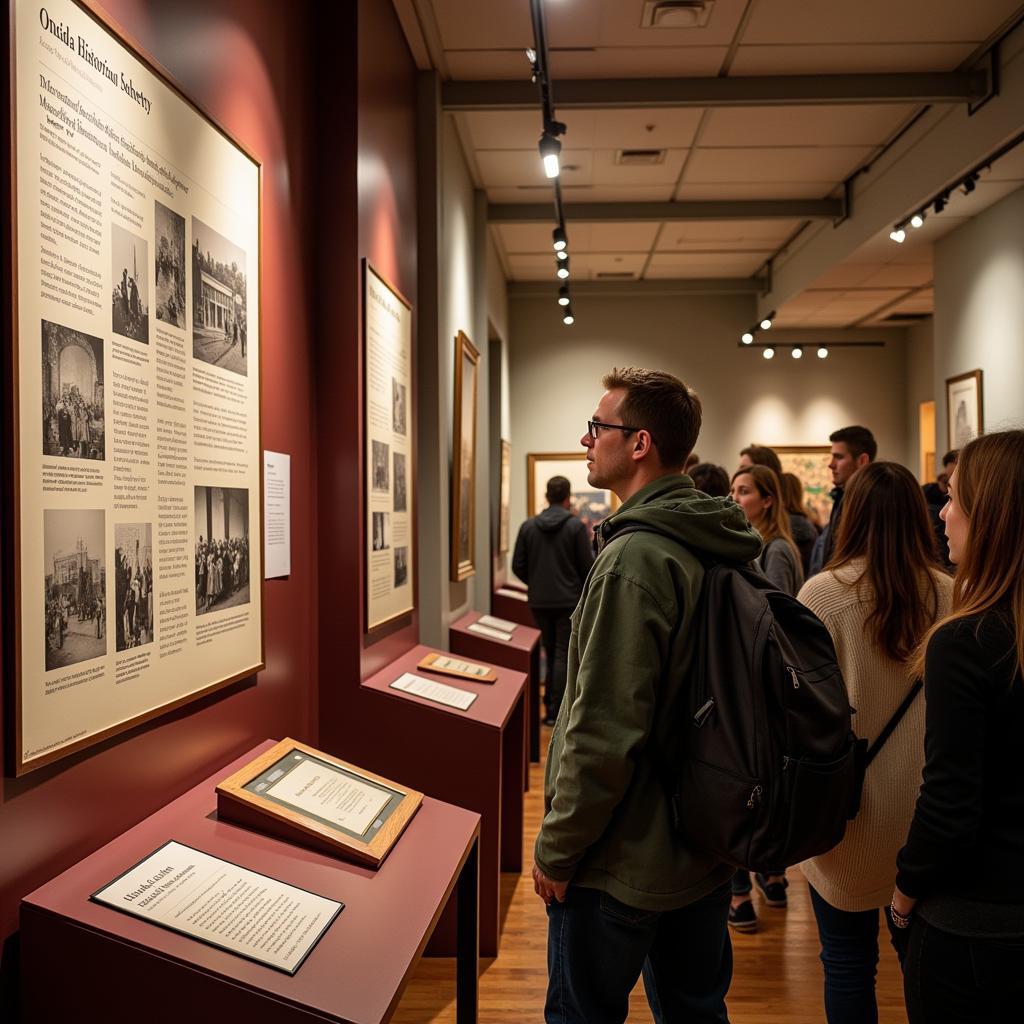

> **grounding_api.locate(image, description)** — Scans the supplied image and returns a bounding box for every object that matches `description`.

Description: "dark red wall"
[1,0,324,1011]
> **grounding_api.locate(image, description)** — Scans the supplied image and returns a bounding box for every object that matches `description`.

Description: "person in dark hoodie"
[533,367,761,1024]
[513,475,595,724]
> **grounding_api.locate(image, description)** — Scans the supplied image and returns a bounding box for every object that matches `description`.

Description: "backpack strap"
[863,679,923,769]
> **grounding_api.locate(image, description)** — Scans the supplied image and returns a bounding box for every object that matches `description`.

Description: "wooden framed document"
[418,651,497,683]
[216,738,422,868]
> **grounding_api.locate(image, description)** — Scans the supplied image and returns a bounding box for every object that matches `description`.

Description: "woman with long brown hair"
[780,470,819,576]
[730,465,803,597]
[797,461,953,1023]
[891,431,1024,1022]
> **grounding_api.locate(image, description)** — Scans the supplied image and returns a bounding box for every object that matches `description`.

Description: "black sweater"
[896,607,1024,928]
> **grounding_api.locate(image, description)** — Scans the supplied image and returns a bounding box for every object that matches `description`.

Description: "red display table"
[359,645,526,957]
[21,740,480,1024]
[450,611,542,763]
[491,584,537,628]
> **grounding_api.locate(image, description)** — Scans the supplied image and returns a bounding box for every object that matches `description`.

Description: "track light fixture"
[741,331,754,345]
[760,312,775,330]
[556,249,568,261]
[740,340,883,356]
[562,307,575,326]
[539,131,562,178]
[791,346,803,360]
[962,172,979,195]
[889,227,906,244]
[556,257,570,280]
[552,226,567,251]
[934,193,947,215]
[762,347,775,360]
[910,213,925,229]
[817,346,829,359]
[558,285,570,307]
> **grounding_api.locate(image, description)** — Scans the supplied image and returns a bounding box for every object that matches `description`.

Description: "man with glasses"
[533,367,761,1024]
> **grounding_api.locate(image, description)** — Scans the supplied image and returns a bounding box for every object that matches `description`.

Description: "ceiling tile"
[806,264,883,289]
[700,105,917,148]
[547,47,729,78]
[580,148,690,187]
[591,0,750,48]
[487,184,676,203]
[683,146,875,183]
[476,148,594,187]
[645,252,767,277]
[656,219,800,252]
[572,253,648,277]
[579,222,661,251]
[728,43,975,75]
[591,108,704,149]
[740,0,1022,45]
[858,264,934,288]
[674,181,838,200]
[460,111,597,150]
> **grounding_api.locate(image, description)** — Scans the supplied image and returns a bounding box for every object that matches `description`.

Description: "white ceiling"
[396,0,1024,323]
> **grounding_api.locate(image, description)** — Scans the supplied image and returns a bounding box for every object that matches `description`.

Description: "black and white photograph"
[393,452,407,512]
[42,319,105,461]
[392,378,407,436]
[394,546,408,587]
[192,216,248,377]
[44,509,106,672]
[194,486,251,615]
[154,200,186,329]
[372,512,390,552]
[372,440,390,492]
[114,524,154,652]
[111,223,149,343]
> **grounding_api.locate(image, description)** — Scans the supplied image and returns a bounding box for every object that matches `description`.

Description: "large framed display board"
[362,261,415,635]
[7,0,264,774]
[450,331,479,582]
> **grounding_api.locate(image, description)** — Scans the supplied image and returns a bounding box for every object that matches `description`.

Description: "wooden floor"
[392,722,907,1023]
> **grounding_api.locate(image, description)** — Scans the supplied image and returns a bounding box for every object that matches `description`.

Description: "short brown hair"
[739,444,782,476]
[601,367,701,469]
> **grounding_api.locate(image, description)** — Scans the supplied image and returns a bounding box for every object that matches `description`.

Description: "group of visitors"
[195,535,249,612]
[44,387,104,459]
[519,366,1022,1024]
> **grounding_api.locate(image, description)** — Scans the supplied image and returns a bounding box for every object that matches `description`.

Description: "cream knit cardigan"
[798,560,953,912]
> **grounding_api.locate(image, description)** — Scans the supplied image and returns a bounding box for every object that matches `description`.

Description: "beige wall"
[905,317,936,475]
[934,185,1024,451]
[506,290,908,563]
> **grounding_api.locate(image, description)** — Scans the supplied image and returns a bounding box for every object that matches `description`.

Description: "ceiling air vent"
[616,148,666,166]
[595,271,638,280]
[882,312,931,322]
[641,1,715,29]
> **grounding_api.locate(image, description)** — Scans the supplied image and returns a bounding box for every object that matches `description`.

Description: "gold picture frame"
[775,446,833,528]
[450,332,479,581]
[945,369,984,452]
[526,452,619,543]
[216,738,423,868]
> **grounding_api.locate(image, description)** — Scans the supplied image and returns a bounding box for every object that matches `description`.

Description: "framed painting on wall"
[526,452,619,543]
[8,0,263,775]
[946,369,984,451]
[498,439,511,554]
[450,331,479,581]
[776,447,834,528]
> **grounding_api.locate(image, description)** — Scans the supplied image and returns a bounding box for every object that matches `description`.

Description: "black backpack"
[614,525,865,871]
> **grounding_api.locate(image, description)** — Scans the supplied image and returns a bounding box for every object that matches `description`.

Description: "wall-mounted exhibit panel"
[9,0,263,774]
[21,741,481,1023]
[451,611,541,766]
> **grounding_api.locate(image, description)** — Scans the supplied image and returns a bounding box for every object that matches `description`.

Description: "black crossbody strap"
[864,679,923,768]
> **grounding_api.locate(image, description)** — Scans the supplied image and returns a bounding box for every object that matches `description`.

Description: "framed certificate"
[216,738,422,867]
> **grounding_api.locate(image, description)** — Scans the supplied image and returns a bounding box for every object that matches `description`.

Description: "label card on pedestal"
[390,671,477,711]
[418,651,496,683]
[478,614,517,633]
[467,622,513,642]
[91,840,342,975]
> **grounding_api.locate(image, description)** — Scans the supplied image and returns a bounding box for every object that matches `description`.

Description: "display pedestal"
[450,611,542,764]
[21,741,480,1024]
[491,583,536,628]
[360,645,526,957]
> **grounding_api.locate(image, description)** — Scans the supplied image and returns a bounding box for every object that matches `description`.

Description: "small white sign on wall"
[264,451,291,578]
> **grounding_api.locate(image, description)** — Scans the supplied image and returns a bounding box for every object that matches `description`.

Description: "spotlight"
[556,249,568,261]
[552,226,567,251]
[741,331,754,345]
[525,48,537,65]
[558,285,570,307]
[934,193,947,215]
[760,314,774,330]
[962,172,979,195]
[817,346,829,359]
[556,257,570,280]
[562,307,575,326]
[791,346,803,359]
[539,132,561,179]
[889,227,906,244]
[910,213,925,229]
[762,347,775,360]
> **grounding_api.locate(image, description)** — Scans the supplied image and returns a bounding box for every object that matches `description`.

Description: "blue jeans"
[904,916,1024,1023]
[545,883,732,1024]
[808,883,892,1024]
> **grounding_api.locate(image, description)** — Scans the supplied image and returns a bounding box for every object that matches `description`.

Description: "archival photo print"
[192,216,248,376]
[393,451,407,512]
[392,378,407,436]
[155,200,186,329]
[372,512,390,552]
[394,546,408,587]
[41,319,105,461]
[372,440,390,492]
[44,508,106,672]
[194,486,251,615]
[114,523,154,652]
[111,223,149,343]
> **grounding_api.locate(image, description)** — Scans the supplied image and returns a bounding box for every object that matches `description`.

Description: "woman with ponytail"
[892,430,1024,1022]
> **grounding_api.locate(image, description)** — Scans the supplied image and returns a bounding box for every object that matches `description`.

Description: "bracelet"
[889,900,912,929]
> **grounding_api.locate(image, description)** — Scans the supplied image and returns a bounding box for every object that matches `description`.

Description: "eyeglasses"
[587,419,640,440]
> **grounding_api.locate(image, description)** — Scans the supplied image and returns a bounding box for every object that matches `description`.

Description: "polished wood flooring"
[392,722,907,1023]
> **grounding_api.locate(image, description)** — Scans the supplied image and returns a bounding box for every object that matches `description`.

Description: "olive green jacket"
[534,473,762,910]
